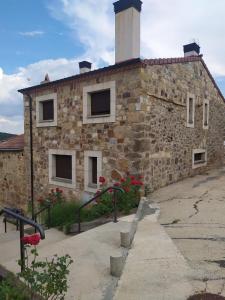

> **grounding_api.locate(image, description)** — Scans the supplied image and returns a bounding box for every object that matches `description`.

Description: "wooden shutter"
[42,100,54,121]
[90,90,110,116]
[55,155,72,180]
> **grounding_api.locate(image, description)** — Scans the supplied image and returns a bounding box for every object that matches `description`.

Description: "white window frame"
[186,93,195,128]
[36,93,57,127]
[83,81,116,124]
[192,149,207,169]
[203,99,209,129]
[49,149,76,188]
[84,151,102,193]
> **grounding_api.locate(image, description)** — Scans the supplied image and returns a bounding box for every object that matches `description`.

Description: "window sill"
[37,121,58,128]
[88,114,111,118]
[50,177,75,189]
[192,161,207,169]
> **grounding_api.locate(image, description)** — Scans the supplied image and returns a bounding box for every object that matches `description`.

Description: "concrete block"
[110,255,124,277]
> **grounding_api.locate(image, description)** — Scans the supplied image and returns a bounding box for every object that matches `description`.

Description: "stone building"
[0,134,27,208]
[18,0,225,203]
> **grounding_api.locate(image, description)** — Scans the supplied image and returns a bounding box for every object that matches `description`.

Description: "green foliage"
[48,201,81,228]
[19,247,73,300]
[0,132,15,142]
[0,275,29,300]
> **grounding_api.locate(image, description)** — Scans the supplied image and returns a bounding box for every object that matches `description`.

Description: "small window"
[187,94,195,128]
[203,99,209,129]
[36,93,57,127]
[89,157,98,186]
[83,81,116,124]
[49,149,76,188]
[192,149,207,169]
[90,90,110,116]
[55,155,72,180]
[84,151,102,192]
[42,100,54,121]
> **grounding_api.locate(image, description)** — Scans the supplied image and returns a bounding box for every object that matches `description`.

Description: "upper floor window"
[83,81,116,124]
[36,93,57,127]
[203,99,209,129]
[186,93,195,128]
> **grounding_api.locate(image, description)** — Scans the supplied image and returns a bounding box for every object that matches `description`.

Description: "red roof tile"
[0,134,24,151]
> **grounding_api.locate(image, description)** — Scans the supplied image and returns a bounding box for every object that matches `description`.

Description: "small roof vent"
[40,73,50,84]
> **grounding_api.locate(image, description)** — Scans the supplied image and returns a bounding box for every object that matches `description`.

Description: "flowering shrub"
[19,235,73,300]
[37,188,64,208]
[97,175,144,214]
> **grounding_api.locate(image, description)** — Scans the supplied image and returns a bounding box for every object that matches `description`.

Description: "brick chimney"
[79,61,92,74]
[113,0,143,63]
[183,42,200,57]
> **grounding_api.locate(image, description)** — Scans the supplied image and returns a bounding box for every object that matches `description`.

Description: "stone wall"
[0,151,27,209]
[140,61,225,190]
[23,59,225,203]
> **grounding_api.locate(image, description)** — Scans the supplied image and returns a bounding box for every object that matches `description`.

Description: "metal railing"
[3,208,22,233]
[34,204,51,231]
[0,208,45,272]
[77,187,124,233]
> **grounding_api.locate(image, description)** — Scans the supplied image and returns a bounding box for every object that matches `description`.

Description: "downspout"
[25,93,35,220]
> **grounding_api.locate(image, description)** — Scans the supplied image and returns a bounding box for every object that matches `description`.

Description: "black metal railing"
[77,187,124,233]
[34,204,51,231]
[0,208,45,272]
[3,208,23,233]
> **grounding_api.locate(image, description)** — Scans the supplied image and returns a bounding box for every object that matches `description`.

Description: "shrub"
[0,276,30,300]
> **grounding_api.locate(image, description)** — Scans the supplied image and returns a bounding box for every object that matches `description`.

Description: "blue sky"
[0,0,225,133]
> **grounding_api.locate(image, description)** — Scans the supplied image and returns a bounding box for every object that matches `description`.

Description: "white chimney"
[183,42,200,57]
[113,0,143,63]
[79,61,92,74]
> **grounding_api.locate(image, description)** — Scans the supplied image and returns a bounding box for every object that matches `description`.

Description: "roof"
[0,134,24,151]
[18,55,224,102]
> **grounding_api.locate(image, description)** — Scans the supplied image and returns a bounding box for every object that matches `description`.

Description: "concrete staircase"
[0,202,194,300]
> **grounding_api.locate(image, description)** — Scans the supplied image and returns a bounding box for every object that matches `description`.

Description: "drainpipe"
[25,93,35,220]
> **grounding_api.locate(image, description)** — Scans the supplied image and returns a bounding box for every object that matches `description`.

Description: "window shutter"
[55,155,72,180]
[42,100,54,121]
[90,90,110,116]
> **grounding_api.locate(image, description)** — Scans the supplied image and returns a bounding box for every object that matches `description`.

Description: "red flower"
[56,188,60,193]
[22,233,41,246]
[139,175,144,179]
[37,197,44,203]
[120,178,125,183]
[114,182,120,187]
[99,176,106,183]
[130,175,135,180]
[124,186,130,193]
[108,188,113,193]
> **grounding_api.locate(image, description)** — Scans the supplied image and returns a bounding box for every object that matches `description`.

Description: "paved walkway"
[152,167,225,296]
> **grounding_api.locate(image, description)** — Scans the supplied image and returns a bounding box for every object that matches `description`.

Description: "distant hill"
[0,132,16,142]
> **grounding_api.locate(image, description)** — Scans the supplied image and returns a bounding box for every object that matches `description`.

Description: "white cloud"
[19,31,45,37]
[0,115,24,134]
[1,0,225,133]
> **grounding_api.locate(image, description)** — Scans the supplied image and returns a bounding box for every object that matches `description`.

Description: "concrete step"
[2,215,134,300]
[114,211,194,300]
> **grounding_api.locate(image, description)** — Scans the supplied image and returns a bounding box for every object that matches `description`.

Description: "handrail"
[0,208,45,272]
[34,204,51,230]
[77,186,124,233]
[0,208,45,239]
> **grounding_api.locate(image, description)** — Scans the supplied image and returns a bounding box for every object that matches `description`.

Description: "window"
[192,149,207,169]
[203,99,209,129]
[84,151,102,192]
[42,100,54,121]
[36,93,57,127]
[187,94,195,128]
[49,150,76,188]
[90,90,110,116]
[83,81,116,124]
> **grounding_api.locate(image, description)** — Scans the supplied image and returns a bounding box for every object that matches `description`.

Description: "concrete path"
[152,167,225,296]
[1,215,134,300]
[114,209,193,300]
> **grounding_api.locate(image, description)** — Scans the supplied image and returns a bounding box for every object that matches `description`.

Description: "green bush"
[48,201,81,228]
[0,276,30,300]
